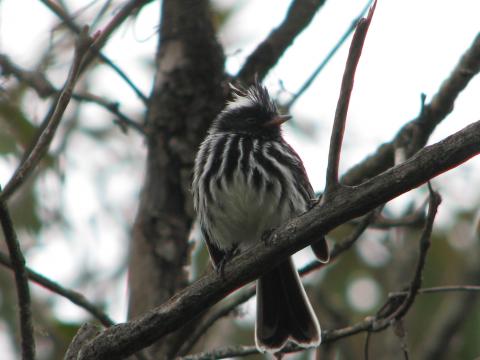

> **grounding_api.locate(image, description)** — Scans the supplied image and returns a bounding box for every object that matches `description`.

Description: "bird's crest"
[226,82,277,114]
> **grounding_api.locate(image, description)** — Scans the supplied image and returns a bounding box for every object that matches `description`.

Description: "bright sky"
[0,1,479,357]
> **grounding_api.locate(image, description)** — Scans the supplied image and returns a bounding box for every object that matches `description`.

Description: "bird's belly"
[208,175,289,251]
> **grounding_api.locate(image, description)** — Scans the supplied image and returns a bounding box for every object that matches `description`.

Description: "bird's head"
[211,83,291,138]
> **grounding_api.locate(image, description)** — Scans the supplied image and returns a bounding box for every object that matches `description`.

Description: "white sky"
[0,0,479,357]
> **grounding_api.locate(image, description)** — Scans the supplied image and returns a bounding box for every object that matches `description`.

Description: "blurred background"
[0,0,479,359]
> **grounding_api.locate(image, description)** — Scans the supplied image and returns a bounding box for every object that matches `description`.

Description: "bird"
[192,82,329,353]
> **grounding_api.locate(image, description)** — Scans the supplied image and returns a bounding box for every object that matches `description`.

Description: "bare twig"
[0,54,145,135]
[387,183,441,321]
[236,0,328,84]
[77,119,480,360]
[0,251,115,327]
[39,0,150,104]
[73,92,145,134]
[389,285,480,297]
[1,26,96,200]
[0,188,35,360]
[286,0,374,109]
[342,32,480,186]
[324,1,376,196]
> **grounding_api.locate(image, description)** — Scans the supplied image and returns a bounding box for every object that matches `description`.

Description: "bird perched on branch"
[192,82,329,353]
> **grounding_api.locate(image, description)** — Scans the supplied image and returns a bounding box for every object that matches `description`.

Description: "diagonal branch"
[342,32,480,186]
[324,1,376,196]
[77,119,480,360]
[0,188,35,360]
[1,27,96,201]
[236,0,328,84]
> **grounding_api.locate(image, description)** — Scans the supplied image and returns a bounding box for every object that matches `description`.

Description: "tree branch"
[342,32,480,186]
[0,188,35,360]
[236,0,328,84]
[325,1,376,196]
[77,119,480,360]
[1,26,96,201]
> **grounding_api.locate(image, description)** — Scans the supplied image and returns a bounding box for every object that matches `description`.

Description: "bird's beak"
[264,114,292,127]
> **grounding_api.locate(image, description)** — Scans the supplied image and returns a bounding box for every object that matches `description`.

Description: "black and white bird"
[192,82,329,352]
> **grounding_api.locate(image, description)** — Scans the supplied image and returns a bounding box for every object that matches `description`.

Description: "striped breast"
[193,132,312,251]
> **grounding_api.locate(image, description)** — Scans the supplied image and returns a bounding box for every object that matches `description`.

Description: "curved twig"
[324,1,376,196]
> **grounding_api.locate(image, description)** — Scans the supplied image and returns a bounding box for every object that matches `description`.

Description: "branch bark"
[79,119,480,359]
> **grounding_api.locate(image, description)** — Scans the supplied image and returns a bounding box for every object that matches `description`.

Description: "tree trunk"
[127,1,226,358]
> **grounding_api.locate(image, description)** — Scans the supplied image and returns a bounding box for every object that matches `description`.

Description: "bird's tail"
[255,257,321,353]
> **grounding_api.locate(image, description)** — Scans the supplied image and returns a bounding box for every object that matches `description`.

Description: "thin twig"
[0,188,35,360]
[324,1,376,196]
[387,182,441,321]
[286,0,374,109]
[389,285,480,298]
[73,92,145,134]
[39,0,149,104]
[0,54,145,135]
[0,251,114,327]
[1,26,96,200]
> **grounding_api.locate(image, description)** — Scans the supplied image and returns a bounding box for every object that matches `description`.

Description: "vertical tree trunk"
[127,1,225,358]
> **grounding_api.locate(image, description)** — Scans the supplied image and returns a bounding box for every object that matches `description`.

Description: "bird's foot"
[216,246,239,277]
[261,228,276,246]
